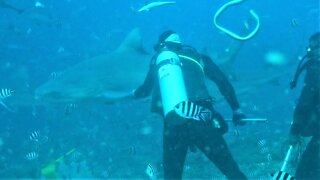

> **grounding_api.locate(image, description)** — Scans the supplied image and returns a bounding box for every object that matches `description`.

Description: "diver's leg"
[293,85,320,178]
[295,136,320,179]
[293,86,316,129]
[163,123,189,180]
[192,114,246,179]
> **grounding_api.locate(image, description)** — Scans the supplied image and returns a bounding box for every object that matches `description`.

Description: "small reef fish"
[0,88,14,112]
[257,138,270,154]
[257,139,267,147]
[65,103,77,116]
[145,163,156,179]
[25,152,39,160]
[29,131,41,142]
[0,88,13,99]
[29,130,48,143]
[291,18,299,28]
[50,72,57,80]
[128,146,136,155]
[137,1,176,12]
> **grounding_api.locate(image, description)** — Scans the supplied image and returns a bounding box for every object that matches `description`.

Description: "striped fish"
[29,131,41,142]
[145,163,155,179]
[0,88,14,112]
[233,129,240,137]
[25,152,39,160]
[257,139,267,147]
[29,130,48,143]
[0,88,13,99]
[50,72,57,80]
[271,171,295,180]
[257,138,270,154]
[65,103,77,116]
[174,101,212,122]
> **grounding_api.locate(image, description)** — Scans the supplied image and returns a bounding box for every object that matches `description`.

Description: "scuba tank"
[156,50,188,117]
[156,50,214,126]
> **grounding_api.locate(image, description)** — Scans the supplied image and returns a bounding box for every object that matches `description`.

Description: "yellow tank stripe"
[178,55,204,73]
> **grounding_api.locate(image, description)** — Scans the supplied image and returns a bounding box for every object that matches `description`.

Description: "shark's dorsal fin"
[116,28,147,54]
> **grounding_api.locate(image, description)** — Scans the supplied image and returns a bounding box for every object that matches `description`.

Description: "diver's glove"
[232,109,246,126]
[289,80,297,89]
[126,89,138,99]
[131,89,137,97]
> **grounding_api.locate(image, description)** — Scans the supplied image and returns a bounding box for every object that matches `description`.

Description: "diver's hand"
[232,109,246,126]
[125,89,137,99]
[288,133,300,146]
[289,80,297,89]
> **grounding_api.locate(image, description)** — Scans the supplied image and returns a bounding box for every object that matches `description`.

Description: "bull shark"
[34,28,247,105]
[35,28,151,104]
[137,1,176,12]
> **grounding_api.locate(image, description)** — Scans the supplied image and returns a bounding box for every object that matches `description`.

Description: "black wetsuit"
[134,45,246,179]
[290,58,320,179]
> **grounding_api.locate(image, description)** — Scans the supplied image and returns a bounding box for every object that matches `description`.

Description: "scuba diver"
[133,30,247,179]
[289,32,320,179]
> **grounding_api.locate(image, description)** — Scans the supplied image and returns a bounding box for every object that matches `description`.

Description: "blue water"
[0,0,319,178]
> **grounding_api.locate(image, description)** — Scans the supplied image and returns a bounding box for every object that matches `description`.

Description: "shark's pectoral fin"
[97,90,135,105]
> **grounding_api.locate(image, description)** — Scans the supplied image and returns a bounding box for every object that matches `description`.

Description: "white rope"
[281,145,293,171]
[213,0,260,41]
